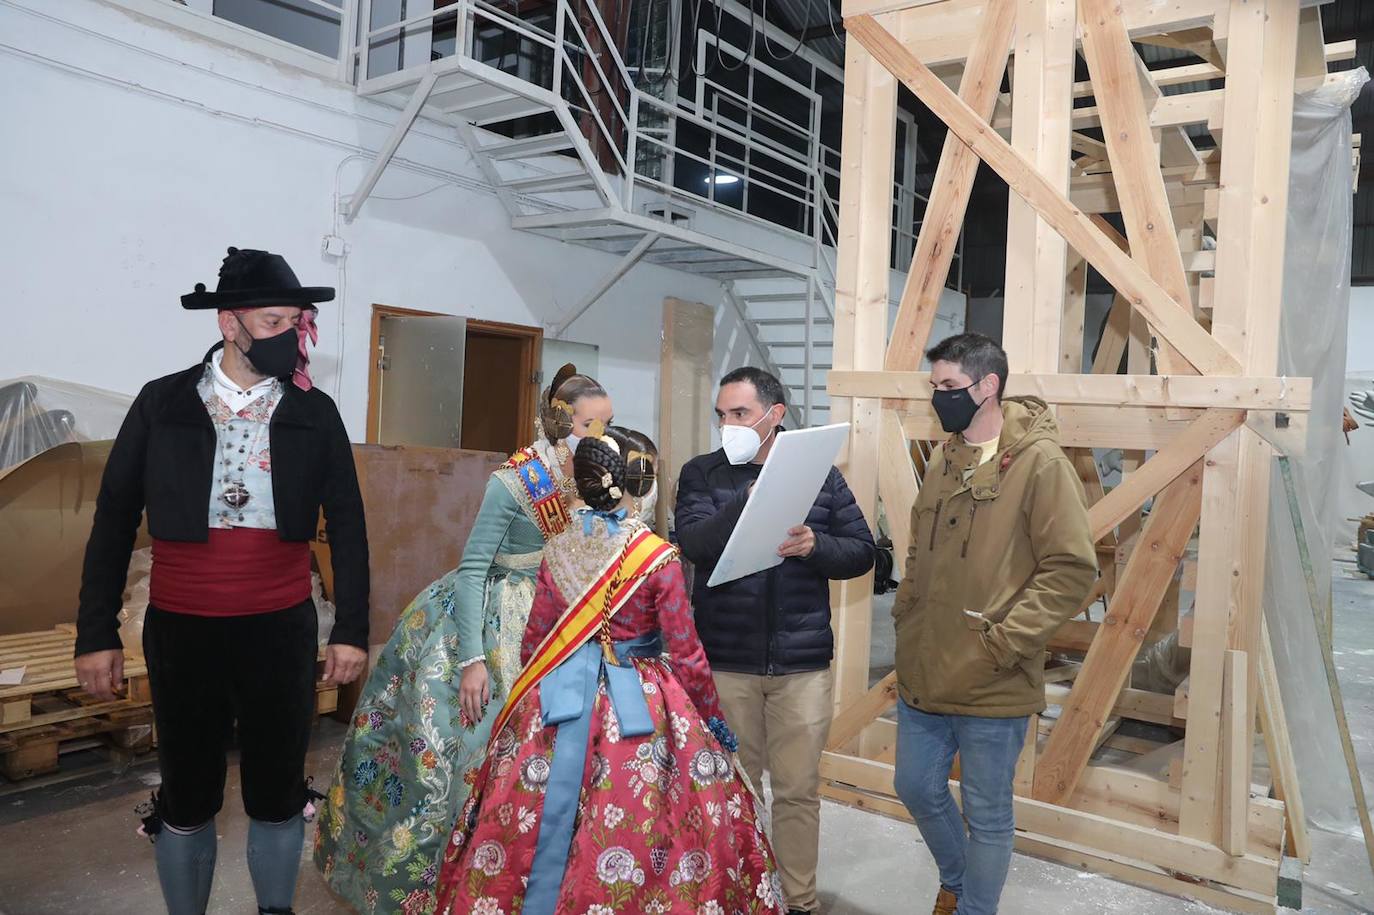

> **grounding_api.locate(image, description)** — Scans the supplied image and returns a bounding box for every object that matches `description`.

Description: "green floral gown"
[315,443,569,915]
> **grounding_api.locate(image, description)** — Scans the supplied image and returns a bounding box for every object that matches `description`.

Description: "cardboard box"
[313,443,506,646]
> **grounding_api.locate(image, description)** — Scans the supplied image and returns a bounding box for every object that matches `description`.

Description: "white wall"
[0,0,726,441]
[1348,286,1374,374]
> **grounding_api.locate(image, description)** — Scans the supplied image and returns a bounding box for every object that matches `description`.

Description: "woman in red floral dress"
[434,427,785,915]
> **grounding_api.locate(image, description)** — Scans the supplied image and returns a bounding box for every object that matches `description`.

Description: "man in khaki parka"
[891,333,1096,915]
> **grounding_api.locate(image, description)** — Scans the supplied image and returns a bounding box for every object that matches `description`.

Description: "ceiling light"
[705,173,740,186]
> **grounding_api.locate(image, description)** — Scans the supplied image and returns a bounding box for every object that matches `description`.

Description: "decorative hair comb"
[625,449,655,468]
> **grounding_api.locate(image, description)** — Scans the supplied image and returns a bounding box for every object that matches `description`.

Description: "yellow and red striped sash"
[490,528,676,737]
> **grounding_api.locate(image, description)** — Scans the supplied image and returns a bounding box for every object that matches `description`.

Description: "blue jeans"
[894,701,1029,915]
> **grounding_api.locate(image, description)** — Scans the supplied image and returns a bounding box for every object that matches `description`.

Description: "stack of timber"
[822,0,1349,910]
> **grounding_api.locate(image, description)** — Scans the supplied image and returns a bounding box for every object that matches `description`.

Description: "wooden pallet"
[0,705,156,780]
[0,626,151,732]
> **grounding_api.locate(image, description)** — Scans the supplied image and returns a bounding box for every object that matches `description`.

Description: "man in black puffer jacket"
[675,367,875,915]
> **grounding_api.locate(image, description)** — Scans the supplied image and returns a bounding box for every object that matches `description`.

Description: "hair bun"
[611,426,657,498]
[573,435,627,513]
[549,363,579,403]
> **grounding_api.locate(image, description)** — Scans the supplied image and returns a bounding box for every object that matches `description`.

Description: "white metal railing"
[155,0,958,281]
[347,0,830,234]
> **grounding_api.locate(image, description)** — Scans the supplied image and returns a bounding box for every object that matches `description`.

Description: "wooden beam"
[826,670,898,752]
[1062,255,1089,374]
[1072,174,1210,217]
[1069,447,1108,508]
[1087,409,1244,541]
[1092,295,1131,375]
[1070,40,1352,99]
[1033,462,1203,804]
[1181,434,1242,836]
[829,371,1310,411]
[1257,617,1311,863]
[1078,0,1198,379]
[1136,27,1224,68]
[1014,835,1277,914]
[1048,616,1164,655]
[1181,0,1301,844]
[1294,5,1327,80]
[1003,0,1076,374]
[840,0,1265,63]
[1221,649,1250,855]
[829,22,897,717]
[1045,682,1184,728]
[820,753,1278,893]
[886,0,1016,371]
[844,14,1241,376]
[997,88,1225,133]
[821,779,1279,912]
[1069,763,1286,861]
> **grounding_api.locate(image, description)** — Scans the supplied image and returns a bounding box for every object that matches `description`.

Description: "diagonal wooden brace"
[886,0,1016,371]
[1087,408,1245,542]
[1033,460,1205,804]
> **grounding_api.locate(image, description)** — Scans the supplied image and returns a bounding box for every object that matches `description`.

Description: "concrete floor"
[1,568,1372,914]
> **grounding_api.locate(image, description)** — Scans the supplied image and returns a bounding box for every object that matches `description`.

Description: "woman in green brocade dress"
[314,367,613,915]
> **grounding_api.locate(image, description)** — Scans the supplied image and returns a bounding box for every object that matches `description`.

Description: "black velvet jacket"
[75,347,370,655]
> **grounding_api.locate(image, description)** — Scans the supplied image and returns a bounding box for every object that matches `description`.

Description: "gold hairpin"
[586,418,607,440]
[550,397,573,417]
[625,449,655,468]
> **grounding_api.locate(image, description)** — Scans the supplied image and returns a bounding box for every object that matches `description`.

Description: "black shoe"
[788,910,813,915]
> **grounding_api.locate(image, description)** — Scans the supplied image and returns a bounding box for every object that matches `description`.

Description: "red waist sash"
[150,528,311,617]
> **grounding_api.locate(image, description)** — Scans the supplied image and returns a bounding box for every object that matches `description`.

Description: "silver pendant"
[221,481,251,510]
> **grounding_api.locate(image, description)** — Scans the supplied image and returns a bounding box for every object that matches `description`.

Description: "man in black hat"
[74,247,370,915]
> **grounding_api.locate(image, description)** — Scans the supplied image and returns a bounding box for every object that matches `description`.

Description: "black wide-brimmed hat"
[180,246,335,310]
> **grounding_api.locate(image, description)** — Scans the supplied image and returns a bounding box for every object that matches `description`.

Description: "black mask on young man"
[234,314,298,379]
[931,379,987,434]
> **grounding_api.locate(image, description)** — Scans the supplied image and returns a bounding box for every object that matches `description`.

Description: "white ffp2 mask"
[720,412,774,465]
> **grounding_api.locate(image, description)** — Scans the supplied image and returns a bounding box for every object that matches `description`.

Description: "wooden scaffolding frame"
[821,1,1353,910]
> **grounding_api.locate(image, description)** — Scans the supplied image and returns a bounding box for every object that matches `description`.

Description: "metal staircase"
[344,0,937,427]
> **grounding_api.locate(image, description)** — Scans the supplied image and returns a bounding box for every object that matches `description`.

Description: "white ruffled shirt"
[209,349,278,416]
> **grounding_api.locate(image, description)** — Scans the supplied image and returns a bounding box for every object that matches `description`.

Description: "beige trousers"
[714,668,834,913]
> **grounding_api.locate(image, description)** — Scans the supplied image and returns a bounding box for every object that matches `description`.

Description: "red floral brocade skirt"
[434,656,785,915]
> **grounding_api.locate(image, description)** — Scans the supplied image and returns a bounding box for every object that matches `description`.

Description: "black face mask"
[233,314,298,379]
[931,378,987,434]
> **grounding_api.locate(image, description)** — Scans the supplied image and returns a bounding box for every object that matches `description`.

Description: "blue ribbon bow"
[523,633,661,915]
[579,507,628,535]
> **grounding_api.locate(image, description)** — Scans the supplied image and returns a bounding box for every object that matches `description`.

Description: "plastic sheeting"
[0,376,132,474]
[1265,67,1368,834]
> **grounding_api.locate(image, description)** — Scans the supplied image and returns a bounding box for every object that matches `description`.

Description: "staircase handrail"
[557,8,634,178]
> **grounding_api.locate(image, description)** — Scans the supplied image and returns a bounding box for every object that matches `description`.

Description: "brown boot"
[932,886,959,915]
